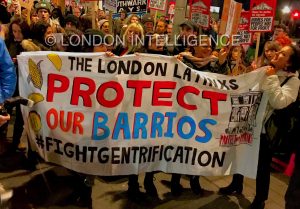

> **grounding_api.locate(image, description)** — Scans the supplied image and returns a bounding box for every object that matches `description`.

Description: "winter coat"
[0,38,16,104]
[262,70,300,133]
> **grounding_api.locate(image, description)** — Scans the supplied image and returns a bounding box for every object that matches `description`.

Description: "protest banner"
[249,0,277,32]
[190,0,210,28]
[116,0,147,13]
[18,52,268,178]
[233,11,252,45]
[148,0,166,11]
[219,0,242,36]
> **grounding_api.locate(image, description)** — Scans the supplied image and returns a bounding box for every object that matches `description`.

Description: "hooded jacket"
[0,38,16,104]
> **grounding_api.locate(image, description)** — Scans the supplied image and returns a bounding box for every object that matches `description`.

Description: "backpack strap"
[280,76,293,87]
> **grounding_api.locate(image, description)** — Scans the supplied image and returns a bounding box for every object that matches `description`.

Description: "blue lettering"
[151,112,164,138]
[92,112,110,140]
[195,119,217,143]
[177,116,196,139]
[133,112,148,139]
[112,113,131,140]
[164,112,177,138]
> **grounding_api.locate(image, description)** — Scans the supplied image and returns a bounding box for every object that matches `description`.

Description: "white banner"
[17,52,268,178]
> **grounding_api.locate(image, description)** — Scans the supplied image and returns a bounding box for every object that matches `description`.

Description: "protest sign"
[219,0,242,36]
[233,11,252,45]
[249,0,277,32]
[18,52,268,178]
[103,0,117,12]
[190,0,210,28]
[148,0,166,11]
[116,0,147,13]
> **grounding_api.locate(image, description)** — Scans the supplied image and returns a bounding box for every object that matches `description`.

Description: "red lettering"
[96,81,124,107]
[177,86,200,110]
[46,108,58,129]
[71,77,96,107]
[60,111,72,132]
[152,81,176,106]
[73,112,84,134]
[127,80,151,107]
[47,74,69,102]
[202,91,227,115]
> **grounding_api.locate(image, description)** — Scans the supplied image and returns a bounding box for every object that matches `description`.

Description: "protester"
[64,14,79,30]
[141,13,154,34]
[220,45,300,209]
[252,41,280,70]
[0,38,16,139]
[5,18,30,150]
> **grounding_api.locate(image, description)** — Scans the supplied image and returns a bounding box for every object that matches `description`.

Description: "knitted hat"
[98,19,108,29]
[141,13,154,24]
[65,14,79,27]
[35,2,51,13]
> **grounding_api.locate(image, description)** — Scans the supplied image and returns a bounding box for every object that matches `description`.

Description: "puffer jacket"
[0,38,16,104]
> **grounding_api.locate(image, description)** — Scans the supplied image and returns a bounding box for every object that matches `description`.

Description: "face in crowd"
[144,21,154,33]
[101,22,110,34]
[31,11,39,24]
[148,34,164,52]
[125,23,143,46]
[231,46,243,61]
[264,42,280,62]
[271,45,294,70]
[155,20,166,35]
[167,24,173,35]
[180,25,197,45]
[44,26,53,43]
[130,15,139,24]
[273,27,286,40]
[38,9,50,23]
[193,36,212,58]
[12,23,23,42]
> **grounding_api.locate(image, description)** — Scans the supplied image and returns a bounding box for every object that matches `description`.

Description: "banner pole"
[254,32,261,63]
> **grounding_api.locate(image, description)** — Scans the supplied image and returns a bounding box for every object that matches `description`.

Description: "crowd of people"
[0,0,300,209]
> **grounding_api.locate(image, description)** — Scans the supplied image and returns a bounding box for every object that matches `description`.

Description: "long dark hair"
[287,45,300,73]
[8,18,30,42]
[31,20,51,46]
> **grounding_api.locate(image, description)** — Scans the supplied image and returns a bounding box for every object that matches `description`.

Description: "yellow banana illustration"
[28,58,43,90]
[28,93,44,105]
[47,53,62,71]
[29,111,42,133]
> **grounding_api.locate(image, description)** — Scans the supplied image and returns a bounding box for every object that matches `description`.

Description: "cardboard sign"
[190,0,210,28]
[249,0,277,32]
[18,52,268,178]
[148,0,167,11]
[233,11,252,45]
[219,0,242,36]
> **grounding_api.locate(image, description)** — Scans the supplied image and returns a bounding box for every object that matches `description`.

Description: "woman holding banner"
[219,44,300,209]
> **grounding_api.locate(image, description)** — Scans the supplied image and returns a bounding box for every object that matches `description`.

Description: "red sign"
[233,11,252,45]
[189,0,210,28]
[249,0,277,32]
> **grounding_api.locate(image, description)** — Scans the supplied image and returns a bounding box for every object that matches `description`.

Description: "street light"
[282,6,291,14]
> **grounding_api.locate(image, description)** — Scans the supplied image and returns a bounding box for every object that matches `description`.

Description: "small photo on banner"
[190,0,210,28]
[233,11,252,45]
[148,0,167,11]
[249,0,277,32]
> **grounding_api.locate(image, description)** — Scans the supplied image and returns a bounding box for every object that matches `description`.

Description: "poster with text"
[190,0,210,28]
[249,0,277,32]
[18,52,268,178]
[148,0,166,11]
[233,11,252,45]
[116,0,147,13]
